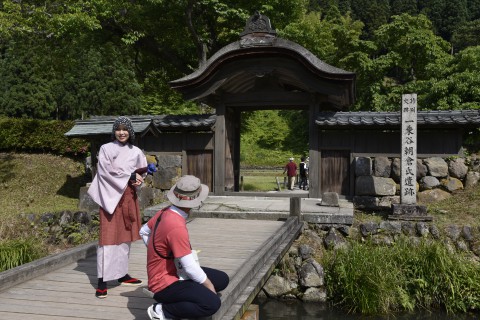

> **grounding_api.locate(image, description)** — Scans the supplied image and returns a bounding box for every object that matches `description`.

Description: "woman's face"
[114,125,130,144]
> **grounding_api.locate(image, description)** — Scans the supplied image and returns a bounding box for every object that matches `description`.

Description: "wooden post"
[275,176,282,191]
[240,176,244,191]
[290,197,301,219]
[214,104,226,195]
[241,304,259,320]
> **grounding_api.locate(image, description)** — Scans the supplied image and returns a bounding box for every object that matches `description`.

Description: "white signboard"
[401,94,417,204]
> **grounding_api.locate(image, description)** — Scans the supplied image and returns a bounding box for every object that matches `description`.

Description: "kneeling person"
[140,175,229,320]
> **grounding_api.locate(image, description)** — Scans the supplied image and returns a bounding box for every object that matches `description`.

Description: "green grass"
[427,185,480,227]
[0,152,88,260]
[0,152,87,218]
[0,238,47,272]
[323,237,480,314]
[239,169,285,191]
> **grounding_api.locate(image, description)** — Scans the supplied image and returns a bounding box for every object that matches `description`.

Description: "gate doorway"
[320,150,350,196]
[233,109,309,192]
[169,12,356,197]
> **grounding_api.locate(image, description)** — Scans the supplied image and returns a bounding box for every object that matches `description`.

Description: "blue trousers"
[153,267,229,319]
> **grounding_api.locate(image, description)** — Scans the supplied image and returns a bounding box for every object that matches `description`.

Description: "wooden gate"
[320,150,350,196]
[186,150,213,190]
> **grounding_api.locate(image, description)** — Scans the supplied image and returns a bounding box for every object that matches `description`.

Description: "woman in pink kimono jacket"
[87,116,148,298]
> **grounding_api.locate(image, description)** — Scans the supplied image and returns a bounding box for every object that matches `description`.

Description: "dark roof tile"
[65,114,216,137]
[316,110,480,127]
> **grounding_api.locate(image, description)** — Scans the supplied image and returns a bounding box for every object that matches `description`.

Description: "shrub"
[0,117,88,157]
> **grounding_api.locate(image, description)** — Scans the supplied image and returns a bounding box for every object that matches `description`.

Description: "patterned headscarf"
[112,116,135,144]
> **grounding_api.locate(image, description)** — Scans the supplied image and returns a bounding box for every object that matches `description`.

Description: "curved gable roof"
[170,13,356,108]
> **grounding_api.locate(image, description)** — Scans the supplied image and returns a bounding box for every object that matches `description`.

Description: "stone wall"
[259,220,480,303]
[353,155,480,211]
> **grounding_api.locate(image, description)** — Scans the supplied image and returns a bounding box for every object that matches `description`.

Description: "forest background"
[1,0,480,165]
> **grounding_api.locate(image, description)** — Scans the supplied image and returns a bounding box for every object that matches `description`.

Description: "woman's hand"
[132,172,144,186]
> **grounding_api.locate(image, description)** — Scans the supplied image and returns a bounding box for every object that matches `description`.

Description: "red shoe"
[118,274,143,286]
[95,288,108,298]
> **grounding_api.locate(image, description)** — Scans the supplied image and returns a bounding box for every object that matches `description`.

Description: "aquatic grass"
[323,237,480,315]
[323,240,408,314]
[391,238,480,313]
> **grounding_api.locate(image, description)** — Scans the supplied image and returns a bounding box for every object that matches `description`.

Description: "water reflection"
[254,298,480,320]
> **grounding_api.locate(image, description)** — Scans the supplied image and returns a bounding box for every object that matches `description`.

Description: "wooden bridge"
[0,216,302,320]
[0,195,353,319]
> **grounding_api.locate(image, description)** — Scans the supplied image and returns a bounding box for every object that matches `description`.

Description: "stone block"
[355,176,396,196]
[157,154,182,167]
[465,171,480,188]
[419,175,440,190]
[355,157,372,176]
[391,203,427,216]
[373,156,391,177]
[78,185,99,213]
[417,159,428,180]
[389,204,432,221]
[320,192,339,207]
[448,157,468,180]
[152,167,182,190]
[424,157,448,178]
[417,189,451,204]
[440,177,464,192]
[353,196,379,210]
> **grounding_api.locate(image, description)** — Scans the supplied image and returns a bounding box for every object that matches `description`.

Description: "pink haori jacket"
[88,140,147,214]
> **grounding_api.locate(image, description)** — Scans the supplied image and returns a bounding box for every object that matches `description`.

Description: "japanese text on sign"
[401,94,417,204]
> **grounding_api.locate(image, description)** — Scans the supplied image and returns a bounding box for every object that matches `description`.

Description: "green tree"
[353,14,451,111]
[0,0,314,119]
[438,0,468,42]
[280,12,337,63]
[141,70,199,115]
[55,43,142,119]
[0,36,142,119]
[349,0,390,39]
[0,40,57,119]
[414,0,444,34]
[389,0,418,16]
[420,46,480,110]
[451,19,480,52]
[468,0,480,20]
[374,13,450,82]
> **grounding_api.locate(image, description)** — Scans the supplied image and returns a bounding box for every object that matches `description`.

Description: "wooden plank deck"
[0,218,287,320]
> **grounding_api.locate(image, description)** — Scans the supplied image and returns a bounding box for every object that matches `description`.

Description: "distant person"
[140,175,229,320]
[87,116,148,299]
[299,156,308,190]
[283,157,297,190]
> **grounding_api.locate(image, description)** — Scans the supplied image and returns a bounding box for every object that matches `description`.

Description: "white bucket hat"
[167,175,209,208]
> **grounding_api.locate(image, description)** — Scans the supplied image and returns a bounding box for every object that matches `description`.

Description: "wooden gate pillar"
[214,103,226,195]
[309,100,321,198]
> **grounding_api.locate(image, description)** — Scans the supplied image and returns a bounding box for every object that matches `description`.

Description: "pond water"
[254,298,480,320]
